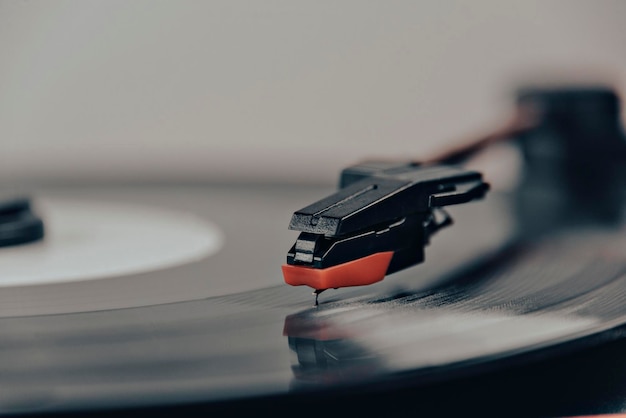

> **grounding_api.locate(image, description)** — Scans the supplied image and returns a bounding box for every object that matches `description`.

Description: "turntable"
[2,86,626,418]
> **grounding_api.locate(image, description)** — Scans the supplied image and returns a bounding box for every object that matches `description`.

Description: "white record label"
[0,198,224,287]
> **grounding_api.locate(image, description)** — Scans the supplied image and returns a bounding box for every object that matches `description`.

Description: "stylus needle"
[313,289,326,306]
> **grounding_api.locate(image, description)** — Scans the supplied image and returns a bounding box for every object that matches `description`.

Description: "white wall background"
[1,0,625,185]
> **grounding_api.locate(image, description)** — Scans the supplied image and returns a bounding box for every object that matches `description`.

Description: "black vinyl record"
[2,183,626,417]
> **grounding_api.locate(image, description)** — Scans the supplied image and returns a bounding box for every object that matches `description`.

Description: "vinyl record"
[1,183,626,416]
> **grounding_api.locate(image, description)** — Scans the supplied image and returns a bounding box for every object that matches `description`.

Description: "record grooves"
[1,187,626,416]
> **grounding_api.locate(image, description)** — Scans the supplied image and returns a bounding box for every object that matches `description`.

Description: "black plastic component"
[514,86,626,233]
[286,162,489,275]
[0,197,45,247]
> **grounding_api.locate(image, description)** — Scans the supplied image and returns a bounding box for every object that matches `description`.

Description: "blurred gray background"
[2,0,625,186]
